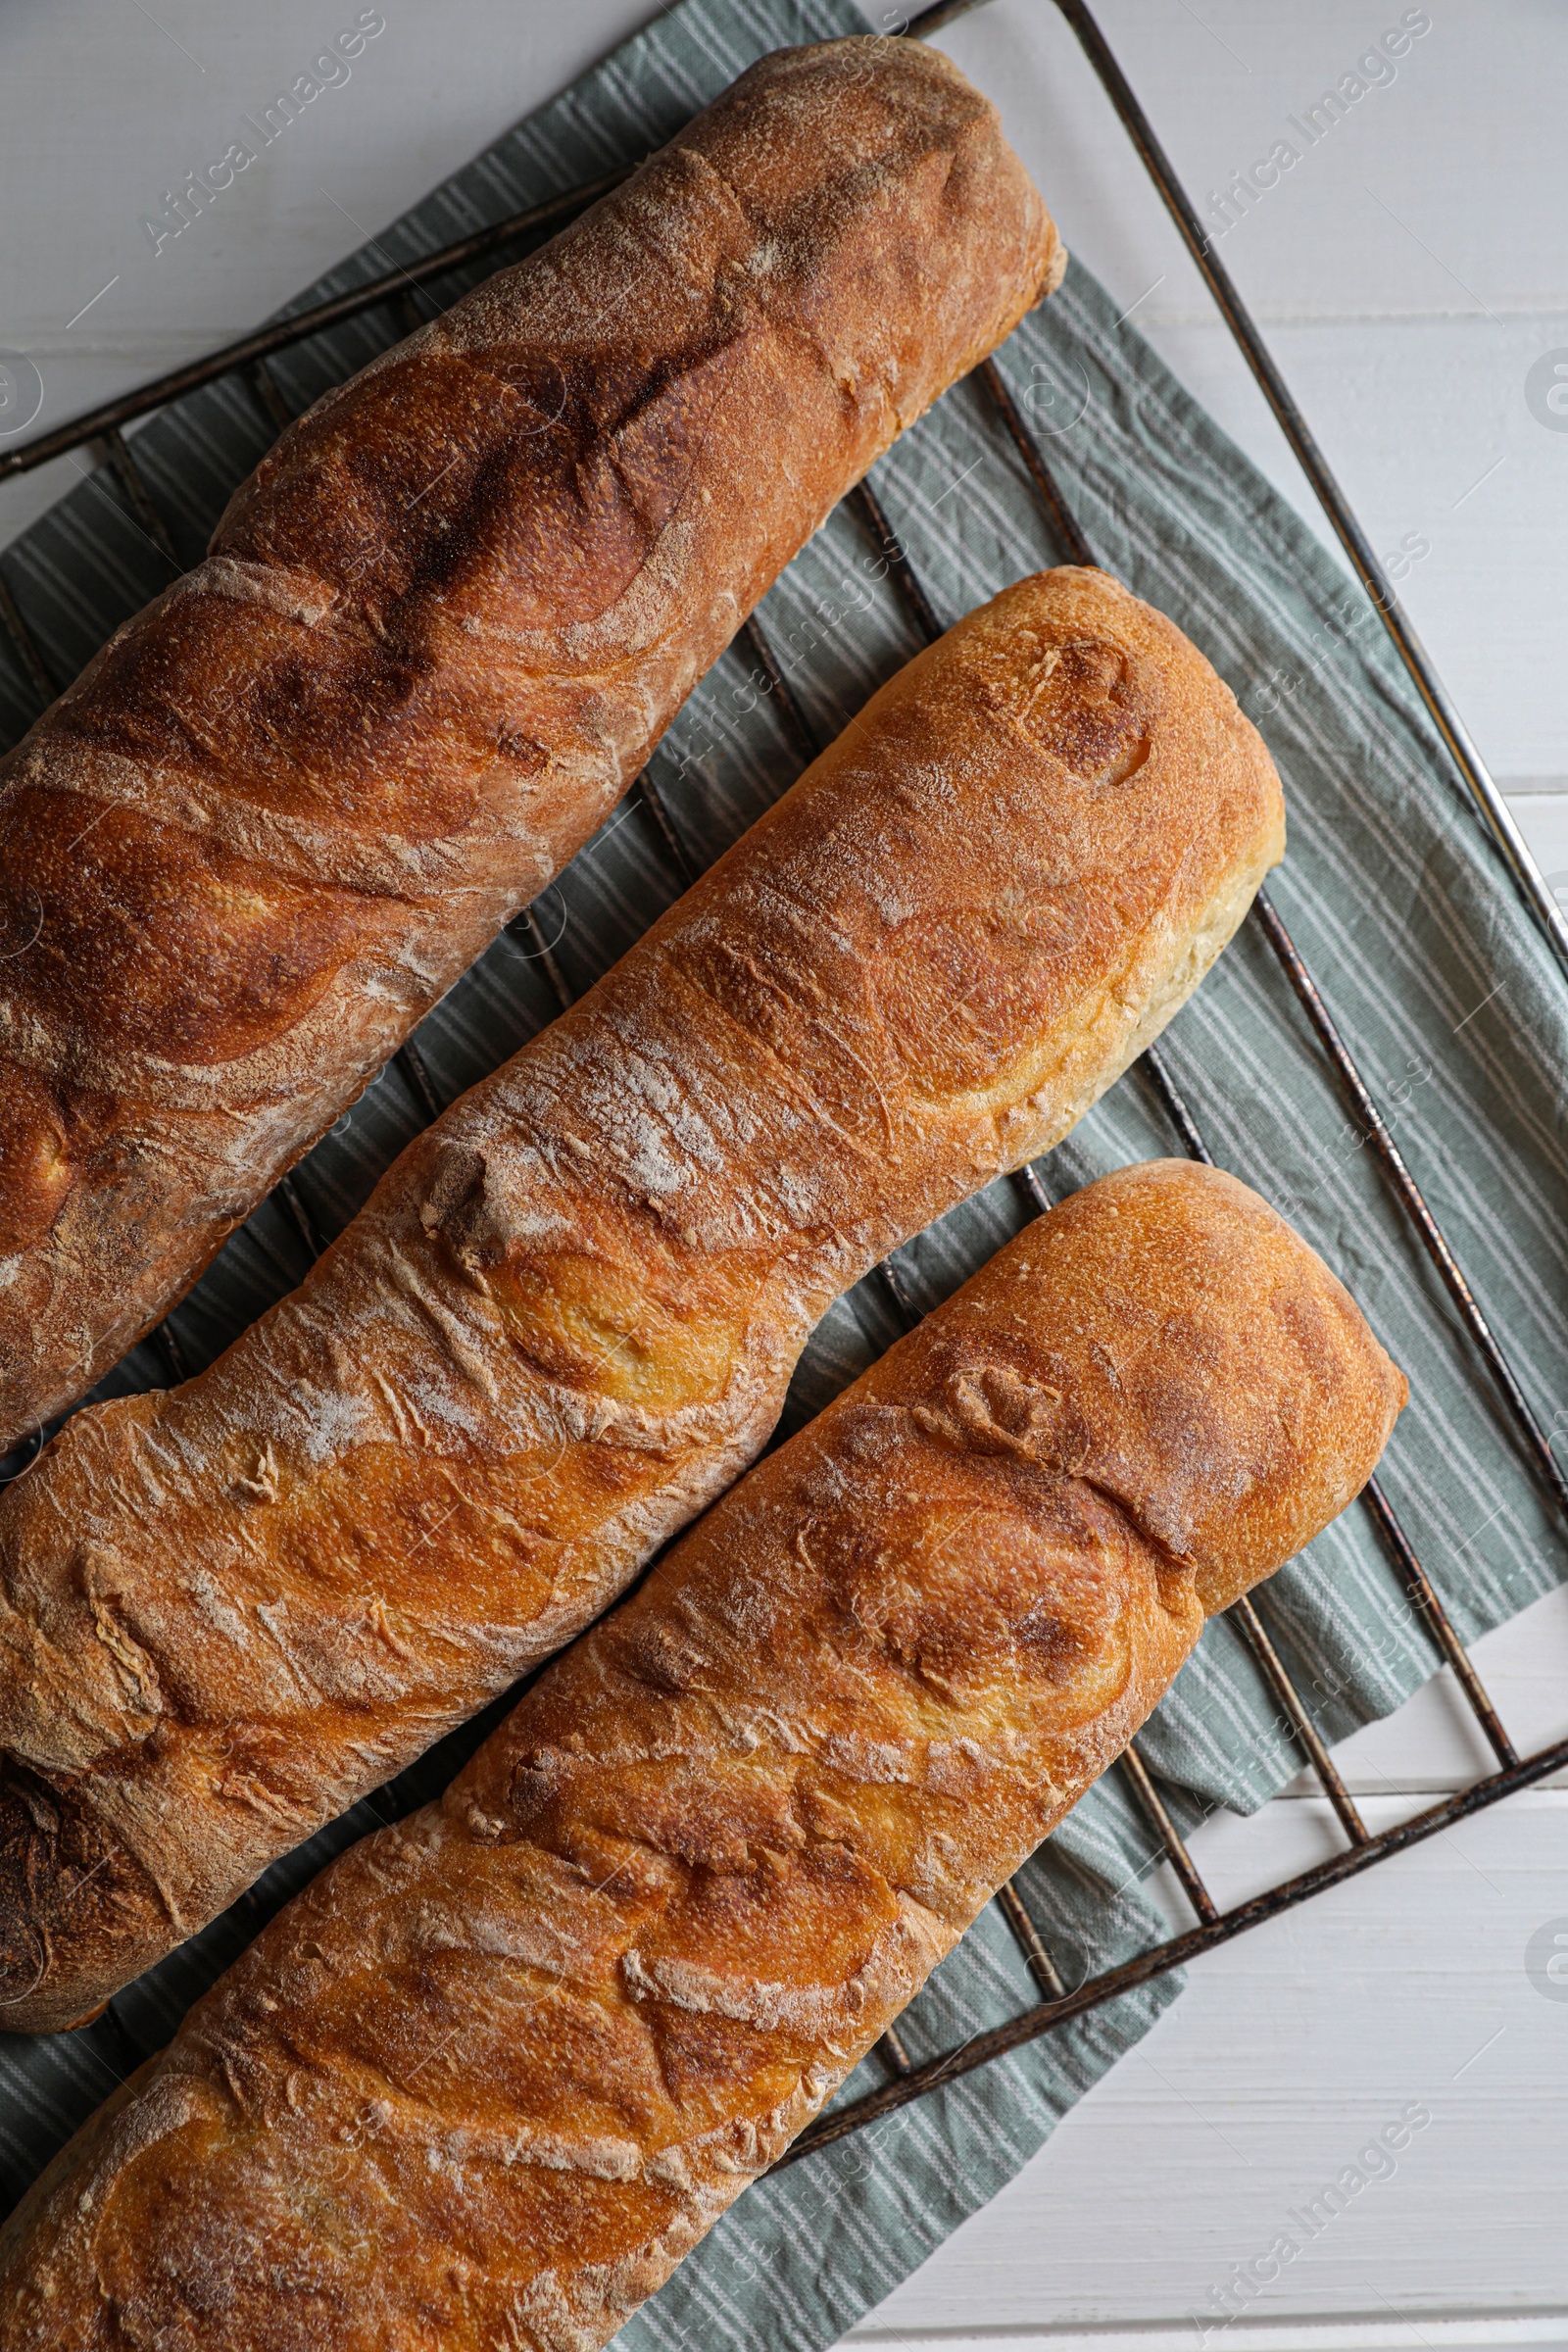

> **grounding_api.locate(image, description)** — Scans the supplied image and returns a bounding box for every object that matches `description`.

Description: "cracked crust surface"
[0,34,1062,1446]
[0,1161,1405,2351]
[0,564,1286,2030]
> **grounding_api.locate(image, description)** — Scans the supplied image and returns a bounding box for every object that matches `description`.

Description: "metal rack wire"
[0,0,1563,2190]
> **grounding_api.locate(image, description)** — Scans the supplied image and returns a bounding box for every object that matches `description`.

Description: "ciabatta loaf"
[0,35,1062,1448]
[0,566,1285,2030]
[0,1161,1406,2351]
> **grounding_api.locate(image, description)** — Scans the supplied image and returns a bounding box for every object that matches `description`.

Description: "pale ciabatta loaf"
[0,1162,1407,2352]
[0,566,1285,2032]
[0,35,1063,1450]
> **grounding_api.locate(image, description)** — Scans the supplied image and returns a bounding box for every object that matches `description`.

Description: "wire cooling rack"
[0,0,1565,2182]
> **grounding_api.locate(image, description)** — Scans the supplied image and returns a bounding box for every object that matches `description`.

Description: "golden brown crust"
[0,35,1062,1446]
[0,1162,1405,2352]
[0,565,1286,2031]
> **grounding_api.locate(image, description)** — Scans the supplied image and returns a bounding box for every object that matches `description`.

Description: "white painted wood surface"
[857,1790,1568,2346]
[1,3,1564,2342]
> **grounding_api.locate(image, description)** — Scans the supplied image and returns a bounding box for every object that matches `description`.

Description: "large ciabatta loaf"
[0,1162,1406,2351]
[0,565,1285,2031]
[0,36,1063,1450]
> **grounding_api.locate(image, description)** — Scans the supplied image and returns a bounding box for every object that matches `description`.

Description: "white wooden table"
[3,5,1565,2343]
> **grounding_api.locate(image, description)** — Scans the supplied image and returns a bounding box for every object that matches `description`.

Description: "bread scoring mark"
[231,331,752,655]
[803,1430,1140,1727]
[0,1060,74,1253]
[45,576,493,844]
[488,1250,750,1411]
[614,1620,710,1698]
[669,933,897,1165]
[1007,636,1156,789]
[910,1359,1069,1460]
[0,1760,167,2023]
[230,1442,280,1507]
[79,1545,164,1722]
[620,1884,949,2042]
[0,784,369,1064]
[421,1138,768,1413]
[875,903,1079,1102]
